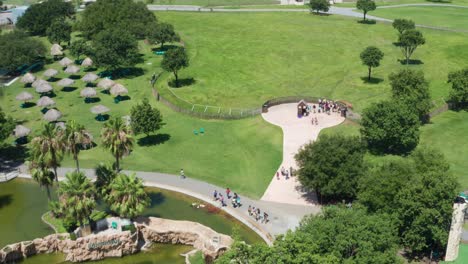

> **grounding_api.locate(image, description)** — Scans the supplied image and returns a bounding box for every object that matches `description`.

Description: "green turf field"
[336,0,468,7]
[147,0,280,6]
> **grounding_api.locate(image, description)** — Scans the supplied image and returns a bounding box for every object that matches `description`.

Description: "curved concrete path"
[261,103,345,206]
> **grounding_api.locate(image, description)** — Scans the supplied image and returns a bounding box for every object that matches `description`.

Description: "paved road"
[15,166,320,245]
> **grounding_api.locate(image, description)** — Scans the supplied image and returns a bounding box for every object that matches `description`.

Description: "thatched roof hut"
[43,68,59,78]
[59,57,73,67]
[13,125,31,138]
[16,92,33,102]
[37,96,55,107]
[97,78,114,90]
[64,65,80,74]
[21,73,36,84]
[36,82,53,93]
[57,78,75,87]
[110,83,128,96]
[91,105,110,114]
[43,109,62,122]
[32,79,48,88]
[50,44,63,56]
[81,57,93,67]
[82,73,99,83]
[80,88,97,98]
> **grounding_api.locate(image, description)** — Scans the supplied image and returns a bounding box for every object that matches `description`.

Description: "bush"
[63,218,78,232]
[90,211,108,222]
[48,201,62,218]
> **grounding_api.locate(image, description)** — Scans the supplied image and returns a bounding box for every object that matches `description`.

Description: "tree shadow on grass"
[137,133,171,147]
[62,86,77,92]
[0,144,27,163]
[358,20,376,25]
[392,42,402,47]
[0,195,12,209]
[21,102,36,108]
[360,77,384,84]
[151,45,179,52]
[168,78,196,88]
[69,75,81,80]
[310,12,331,16]
[399,59,424,65]
[113,67,145,80]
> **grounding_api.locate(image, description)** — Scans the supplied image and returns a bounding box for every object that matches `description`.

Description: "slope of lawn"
[0,39,282,199]
[336,0,468,7]
[371,6,468,31]
[146,0,279,6]
[156,12,468,112]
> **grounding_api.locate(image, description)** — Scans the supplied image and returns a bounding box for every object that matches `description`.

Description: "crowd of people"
[248,205,269,224]
[277,166,294,180]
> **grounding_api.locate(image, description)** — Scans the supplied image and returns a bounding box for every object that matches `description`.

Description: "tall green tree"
[64,120,92,172]
[309,0,330,14]
[46,18,72,46]
[58,171,96,227]
[30,123,65,182]
[94,162,117,196]
[28,159,55,201]
[130,98,165,138]
[399,29,425,65]
[295,135,366,202]
[105,173,149,219]
[361,101,420,155]
[0,31,46,72]
[101,117,134,171]
[360,46,384,81]
[147,22,180,50]
[69,39,91,60]
[0,108,15,144]
[16,0,74,35]
[78,0,156,39]
[356,0,376,21]
[389,69,432,122]
[448,68,468,109]
[91,28,140,71]
[392,18,415,35]
[161,47,189,87]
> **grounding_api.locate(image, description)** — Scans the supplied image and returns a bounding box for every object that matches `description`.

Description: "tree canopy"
[392,18,415,35]
[16,0,74,35]
[147,22,180,49]
[360,46,384,81]
[161,47,189,87]
[448,68,468,109]
[361,100,420,155]
[130,98,165,137]
[356,0,377,21]
[399,29,425,65]
[389,69,432,122]
[0,30,46,72]
[91,28,140,70]
[46,18,72,45]
[295,134,366,202]
[309,0,330,14]
[78,0,157,39]
[69,39,91,60]
[0,108,15,144]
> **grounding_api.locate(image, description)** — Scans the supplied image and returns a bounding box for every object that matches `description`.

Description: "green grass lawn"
[370,6,468,31]
[442,244,468,263]
[156,12,468,112]
[336,0,468,7]
[148,0,280,6]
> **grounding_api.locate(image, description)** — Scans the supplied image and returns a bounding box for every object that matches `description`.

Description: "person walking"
[213,190,218,201]
[226,187,231,199]
[276,171,280,180]
[248,205,252,216]
[180,169,185,179]
[262,212,269,224]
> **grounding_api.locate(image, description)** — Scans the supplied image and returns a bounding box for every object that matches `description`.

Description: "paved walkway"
[445,203,467,261]
[261,103,345,205]
[15,165,320,245]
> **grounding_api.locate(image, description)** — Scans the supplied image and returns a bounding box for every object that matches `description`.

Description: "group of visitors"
[248,205,269,224]
[213,188,242,208]
[277,166,294,180]
[317,99,340,115]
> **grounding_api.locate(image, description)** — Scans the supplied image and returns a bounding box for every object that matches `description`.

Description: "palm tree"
[30,123,65,181]
[28,159,55,201]
[94,162,117,196]
[65,120,92,172]
[58,171,96,227]
[101,117,134,172]
[105,173,149,219]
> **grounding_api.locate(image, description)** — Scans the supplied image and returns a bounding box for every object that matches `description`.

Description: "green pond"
[0,178,263,263]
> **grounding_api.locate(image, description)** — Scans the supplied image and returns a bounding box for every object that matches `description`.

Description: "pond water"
[0,178,263,263]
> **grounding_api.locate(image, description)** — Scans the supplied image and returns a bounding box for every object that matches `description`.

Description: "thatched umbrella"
[91,105,109,121]
[37,96,55,107]
[57,78,75,87]
[32,79,47,88]
[81,57,93,67]
[64,65,80,74]
[59,57,73,67]
[110,83,128,96]
[50,44,63,56]
[82,72,99,83]
[21,73,36,84]
[43,68,59,78]
[43,109,62,122]
[97,78,114,90]
[80,88,97,98]
[36,82,53,94]
[13,125,31,138]
[16,92,33,107]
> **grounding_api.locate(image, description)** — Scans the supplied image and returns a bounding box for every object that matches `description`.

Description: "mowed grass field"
[146,0,279,6]
[336,0,468,7]
[371,6,468,31]
[156,12,468,112]
[1,39,282,199]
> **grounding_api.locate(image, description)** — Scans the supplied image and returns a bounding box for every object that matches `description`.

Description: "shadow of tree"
[137,133,171,147]
[360,77,384,84]
[168,78,196,88]
[399,59,424,65]
[0,195,12,209]
[358,20,376,25]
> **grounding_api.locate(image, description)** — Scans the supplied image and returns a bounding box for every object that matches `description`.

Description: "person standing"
[180,169,185,179]
[226,187,231,198]
[213,190,218,201]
